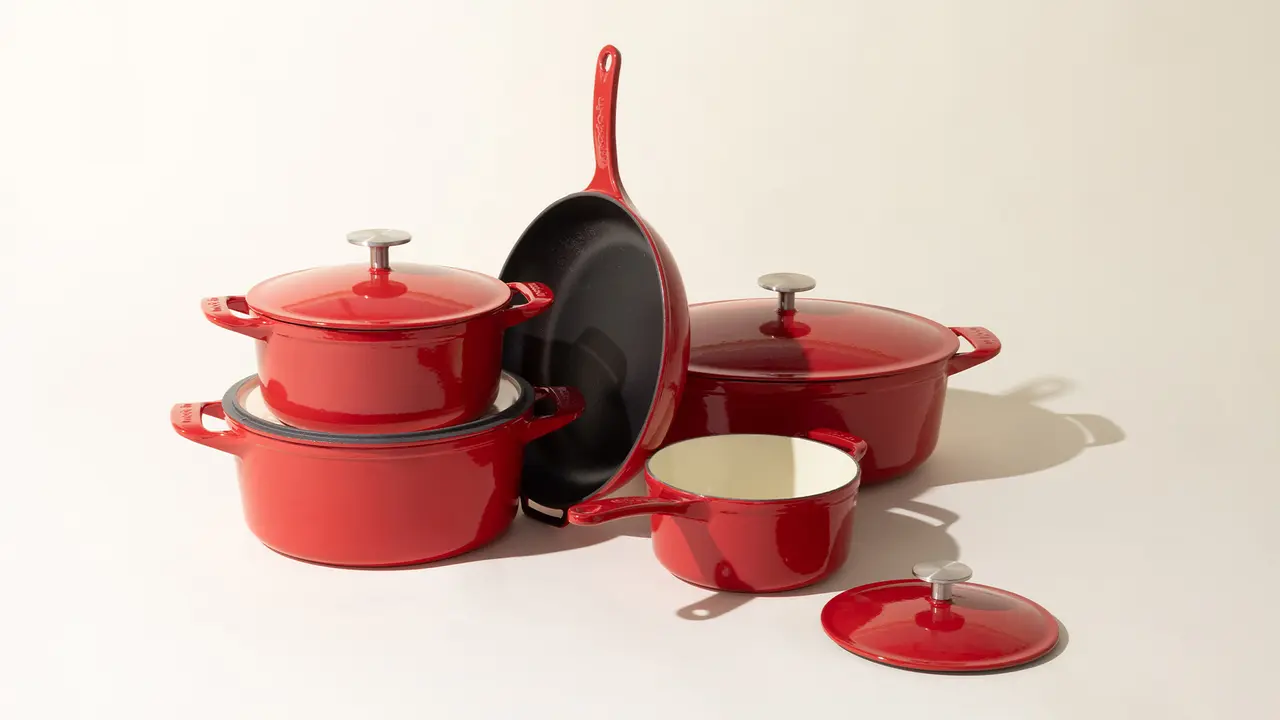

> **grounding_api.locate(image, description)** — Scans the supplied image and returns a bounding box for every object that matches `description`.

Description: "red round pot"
[171,373,583,567]
[567,429,868,593]
[664,273,1000,485]
[203,229,554,435]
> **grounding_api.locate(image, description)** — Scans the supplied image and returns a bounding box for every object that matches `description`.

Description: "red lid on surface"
[688,274,961,382]
[821,561,1060,673]
[244,229,515,330]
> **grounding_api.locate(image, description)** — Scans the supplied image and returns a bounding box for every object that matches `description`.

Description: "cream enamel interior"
[646,434,860,501]
[239,373,520,427]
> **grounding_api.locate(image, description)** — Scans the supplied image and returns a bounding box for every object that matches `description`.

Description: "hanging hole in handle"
[601,54,613,72]
[532,394,558,418]
[202,413,230,433]
[223,297,257,320]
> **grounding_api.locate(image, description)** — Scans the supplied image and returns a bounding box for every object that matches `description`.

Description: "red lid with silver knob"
[244,229,518,330]
[688,274,968,382]
[821,561,1060,672]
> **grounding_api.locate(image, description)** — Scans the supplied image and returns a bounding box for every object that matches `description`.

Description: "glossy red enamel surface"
[688,298,961,381]
[169,384,583,568]
[567,431,867,593]
[821,579,1059,672]
[245,261,516,330]
[668,322,1000,484]
[203,285,554,434]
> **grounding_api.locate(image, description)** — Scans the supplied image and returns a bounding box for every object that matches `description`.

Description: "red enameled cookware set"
[171,45,1060,673]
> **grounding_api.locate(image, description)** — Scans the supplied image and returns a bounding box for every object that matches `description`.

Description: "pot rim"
[221,372,536,447]
[643,433,863,505]
[243,298,509,333]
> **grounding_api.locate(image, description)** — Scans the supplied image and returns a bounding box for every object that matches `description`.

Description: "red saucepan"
[171,372,582,567]
[568,429,868,593]
[203,229,554,435]
[663,273,1000,484]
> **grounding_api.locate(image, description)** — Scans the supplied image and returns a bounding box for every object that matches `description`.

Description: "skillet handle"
[804,429,869,463]
[584,45,626,201]
[947,326,1001,375]
[499,282,555,328]
[202,296,273,341]
[170,402,247,456]
[568,496,706,525]
[520,386,585,442]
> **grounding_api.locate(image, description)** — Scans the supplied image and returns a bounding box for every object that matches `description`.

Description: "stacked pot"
[170,229,585,567]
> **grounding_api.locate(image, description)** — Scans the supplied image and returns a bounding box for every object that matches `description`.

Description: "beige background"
[1,2,1276,718]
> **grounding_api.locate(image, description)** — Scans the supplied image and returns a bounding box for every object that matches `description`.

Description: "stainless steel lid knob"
[347,229,412,271]
[758,273,816,312]
[912,560,973,602]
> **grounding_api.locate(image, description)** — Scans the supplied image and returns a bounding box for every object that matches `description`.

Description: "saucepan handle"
[499,282,555,328]
[568,496,707,525]
[946,326,1001,375]
[202,296,274,341]
[170,402,247,456]
[520,386,585,441]
[803,429,869,462]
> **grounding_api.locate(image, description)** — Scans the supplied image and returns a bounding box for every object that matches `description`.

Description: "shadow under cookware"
[675,376,1124,621]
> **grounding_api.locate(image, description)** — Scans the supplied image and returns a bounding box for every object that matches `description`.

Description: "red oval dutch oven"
[203,229,554,435]
[568,429,868,593]
[663,273,1001,485]
[171,372,582,567]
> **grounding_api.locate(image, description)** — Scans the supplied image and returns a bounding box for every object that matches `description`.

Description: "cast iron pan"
[499,45,689,526]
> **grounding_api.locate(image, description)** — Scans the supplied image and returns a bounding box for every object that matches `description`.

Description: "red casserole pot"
[170,372,583,567]
[568,429,868,593]
[663,273,1001,485]
[202,229,554,435]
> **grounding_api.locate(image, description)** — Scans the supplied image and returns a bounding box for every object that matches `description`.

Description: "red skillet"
[498,45,689,525]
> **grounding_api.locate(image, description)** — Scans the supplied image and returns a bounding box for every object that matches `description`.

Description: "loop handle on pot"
[946,327,1001,375]
[170,402,245,455]
[202,296,273,341]
[803,429,869,463]
[499,282,556,328]
[567,496,705,525]
[521,386,586,442]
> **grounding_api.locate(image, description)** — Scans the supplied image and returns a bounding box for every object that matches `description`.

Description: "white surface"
[1,1,1277,718]
[649,434,860,499]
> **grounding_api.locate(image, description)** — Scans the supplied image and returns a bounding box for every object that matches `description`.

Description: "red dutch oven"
[568,429,869,593]
[203,229,554,435]
[663,273,1001,484]
[171,372,582,567]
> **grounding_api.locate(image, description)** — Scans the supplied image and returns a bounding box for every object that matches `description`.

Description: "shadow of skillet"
[674,376,1124,622]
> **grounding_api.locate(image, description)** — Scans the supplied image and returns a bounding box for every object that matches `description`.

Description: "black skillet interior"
[499,192,665,520]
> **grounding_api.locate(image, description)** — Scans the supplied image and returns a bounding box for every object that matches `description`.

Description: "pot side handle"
[170,402,246,455]
[202,296,273,341]
[499,282,555,328]
[568,496,705,525]
[804,429,869,462]
[946,326,1001,376]
[521,386,586,442]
